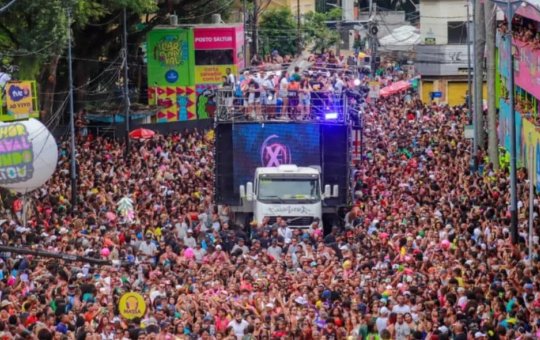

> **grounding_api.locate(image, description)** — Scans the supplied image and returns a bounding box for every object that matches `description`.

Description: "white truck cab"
[239,165,338,228]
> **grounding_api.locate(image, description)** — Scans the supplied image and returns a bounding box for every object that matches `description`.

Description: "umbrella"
[380,81,411,98]
[129,128,155,139]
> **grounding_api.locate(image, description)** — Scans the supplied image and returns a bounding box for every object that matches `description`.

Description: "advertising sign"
[232,124,321,189]
[147,28,194,87]
[118,292,147,320]
[513,40,540,100]
[194,27,236,50]
[195,65,236,84]
[0,119,57,193]
[4,81,37,120]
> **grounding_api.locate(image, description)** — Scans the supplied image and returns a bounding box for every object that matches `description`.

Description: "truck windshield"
[258,177,320,201]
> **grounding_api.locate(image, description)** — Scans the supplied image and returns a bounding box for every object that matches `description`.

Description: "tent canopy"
[379,80,411,97]
[379,25,421,49]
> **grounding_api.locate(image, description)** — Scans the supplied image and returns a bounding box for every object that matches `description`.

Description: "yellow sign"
[195,65,236,84]
[5,81,34,119]
[118,292,146,319]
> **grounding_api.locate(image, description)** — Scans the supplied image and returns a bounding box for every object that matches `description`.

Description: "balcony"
[414,44,471,77]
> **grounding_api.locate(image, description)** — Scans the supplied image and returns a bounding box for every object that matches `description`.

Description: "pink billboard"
[194,27,236,50]
[514,39,540,99]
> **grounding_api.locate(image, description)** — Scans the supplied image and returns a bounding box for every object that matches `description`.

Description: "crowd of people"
[0,64,538,340]
[498,14,540,48]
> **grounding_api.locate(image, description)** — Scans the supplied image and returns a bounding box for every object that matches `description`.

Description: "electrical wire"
[177,0,235,21]
[0,0,17,13]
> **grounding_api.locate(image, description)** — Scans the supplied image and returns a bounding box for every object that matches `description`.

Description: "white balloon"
[0,118,58,193]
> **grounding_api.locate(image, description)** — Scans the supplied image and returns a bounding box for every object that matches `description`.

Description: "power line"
[0,0,17,13]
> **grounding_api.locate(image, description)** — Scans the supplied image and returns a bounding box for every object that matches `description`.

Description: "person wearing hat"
[183,229,197,248]
[138,233,158,261]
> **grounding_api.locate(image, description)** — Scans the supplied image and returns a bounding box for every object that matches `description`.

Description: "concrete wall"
[419,0,467,45]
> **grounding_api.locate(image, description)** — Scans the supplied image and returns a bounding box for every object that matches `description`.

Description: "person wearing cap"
[138,233,158,261]
[183,229,197,248]
[376,306,390,335]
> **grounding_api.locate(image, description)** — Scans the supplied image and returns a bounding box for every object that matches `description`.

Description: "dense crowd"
[0,69,538,340]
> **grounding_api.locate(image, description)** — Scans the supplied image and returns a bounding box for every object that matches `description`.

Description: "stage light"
[354,79,361,86]
[325,112,339,120]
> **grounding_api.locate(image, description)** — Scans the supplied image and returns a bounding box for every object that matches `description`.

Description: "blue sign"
[165,70,179,83]
[431,91,442,98]
[8,85,30,102]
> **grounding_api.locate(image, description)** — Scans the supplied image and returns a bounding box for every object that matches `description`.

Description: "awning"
[379,80,411,97]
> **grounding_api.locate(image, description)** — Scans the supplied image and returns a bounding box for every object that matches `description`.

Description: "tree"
[0,0,234,121]
[303,8,341,53]
[259,8,297,58]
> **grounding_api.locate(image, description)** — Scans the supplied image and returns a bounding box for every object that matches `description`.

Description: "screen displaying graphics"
[232,124,321,187]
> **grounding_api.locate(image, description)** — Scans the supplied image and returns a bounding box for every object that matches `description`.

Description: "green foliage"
[259,8,297,57]
[303,8,342,53]
[0,0,157,80]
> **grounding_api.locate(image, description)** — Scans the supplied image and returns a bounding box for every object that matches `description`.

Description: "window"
[258,177,320,202]
[195,49,234,66]
[447,21,468,44]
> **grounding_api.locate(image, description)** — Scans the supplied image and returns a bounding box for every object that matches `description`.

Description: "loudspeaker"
[214,124,236,205]
[320,124,348,206]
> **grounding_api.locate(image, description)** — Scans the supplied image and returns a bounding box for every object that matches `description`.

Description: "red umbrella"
[129,128,155,139]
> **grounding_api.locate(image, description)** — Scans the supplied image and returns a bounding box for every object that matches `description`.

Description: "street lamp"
[489,0,525,244]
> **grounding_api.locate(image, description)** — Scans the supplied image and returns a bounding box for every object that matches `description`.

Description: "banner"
[498,99,523,166]
[4,81,36,120]
[513,40,540,100]
[194,27,236,50]
[147,28,194,87]
[118,292,146,320]
[195,65,236,84]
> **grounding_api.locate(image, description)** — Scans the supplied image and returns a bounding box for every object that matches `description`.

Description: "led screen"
[232,123,321,188]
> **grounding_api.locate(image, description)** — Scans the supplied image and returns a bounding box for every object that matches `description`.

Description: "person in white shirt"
[183,230,197,248]
[277,222,293,244]
[376,307,389,335]
[392,295,411,314]
[267,239,283,260]
[227,312,249,339]
[138,235,157,258]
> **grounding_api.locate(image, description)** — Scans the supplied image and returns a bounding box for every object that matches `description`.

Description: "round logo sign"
[165,70,179,83]
[118,292,146,319]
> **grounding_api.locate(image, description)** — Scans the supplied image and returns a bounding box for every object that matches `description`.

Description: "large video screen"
[232,124,321,187]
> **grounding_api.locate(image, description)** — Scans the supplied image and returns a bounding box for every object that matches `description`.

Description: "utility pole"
[506,0,518,244]
[466,2,472,115]
[243,0,248,65]
[297,0,301,55]
[485,0,498,169]
[488,0,522,245]
[123,8,131,159]
[336,0,342,56]
[474,0,486,149]
[67,6,77,211]
[252,0,258,59]
[369,3,378,77]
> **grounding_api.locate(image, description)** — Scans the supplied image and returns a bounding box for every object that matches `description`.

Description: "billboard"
[147,28,194,87]
[194,26,243,85]
[2,81,39,121]
[232,124,321,188]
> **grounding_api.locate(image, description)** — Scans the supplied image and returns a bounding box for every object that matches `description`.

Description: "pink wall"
[514,39,540,99]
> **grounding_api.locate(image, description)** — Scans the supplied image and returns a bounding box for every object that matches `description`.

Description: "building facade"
[415,0,479,106]
[496,3,540,190]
